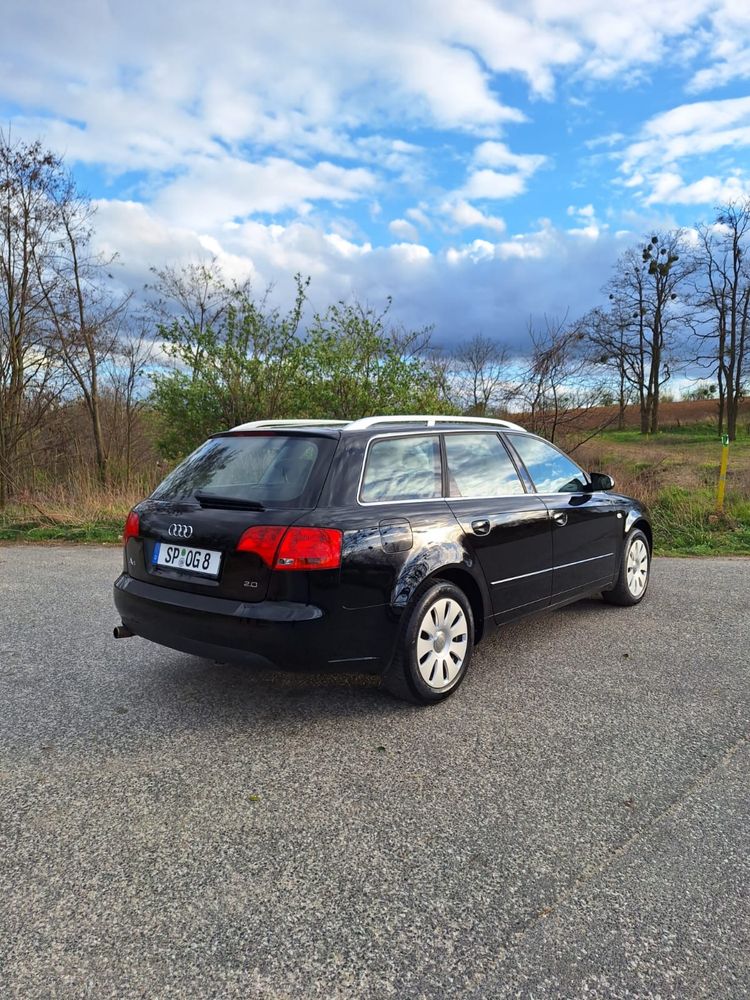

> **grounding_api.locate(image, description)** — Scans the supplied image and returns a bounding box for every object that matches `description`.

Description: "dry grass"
[574,428,750,502]
[0,470,159,543]
[2,416,749,554]
[573,425,750,555]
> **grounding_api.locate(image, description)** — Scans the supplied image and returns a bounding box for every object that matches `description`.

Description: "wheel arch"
[629,516,652,553]
[429,566,487,645]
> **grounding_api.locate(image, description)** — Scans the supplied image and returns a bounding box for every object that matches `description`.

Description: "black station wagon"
[113,416,652,704]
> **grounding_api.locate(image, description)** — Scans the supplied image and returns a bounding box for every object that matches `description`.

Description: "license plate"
[152,541,222,578]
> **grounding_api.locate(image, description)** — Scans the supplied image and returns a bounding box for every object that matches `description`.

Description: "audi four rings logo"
[168,523,193,539]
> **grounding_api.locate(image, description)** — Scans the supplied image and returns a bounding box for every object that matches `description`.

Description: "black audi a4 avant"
[113,416,652,704]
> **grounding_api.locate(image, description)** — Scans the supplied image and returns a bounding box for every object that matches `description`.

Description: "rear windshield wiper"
[195,491,266,511]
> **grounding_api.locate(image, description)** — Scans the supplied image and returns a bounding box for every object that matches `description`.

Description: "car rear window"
[444,433,525,498]
[360,435,442,503]
[150,433,337,508]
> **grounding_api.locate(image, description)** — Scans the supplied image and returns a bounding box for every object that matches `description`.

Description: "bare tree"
[693,201,750,440]
[607,231,693,434]
[424,346,456,410]
[515,317,612,446]
[582,306,637,430]
[0,134,68,507]
[147,258,253,373]
[453,334,510,415]
[38,187,130,485]
[108,316,156,486]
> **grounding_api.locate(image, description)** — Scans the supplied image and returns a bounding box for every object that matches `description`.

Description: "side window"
[508,434,588,494]
[444,433,525,498]
[360,435,442,502]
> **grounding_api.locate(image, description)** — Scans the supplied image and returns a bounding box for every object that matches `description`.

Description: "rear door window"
[444,433,525,498]
[360,435,442,502]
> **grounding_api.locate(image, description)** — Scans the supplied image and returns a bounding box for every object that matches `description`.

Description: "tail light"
[236,525,342,571]
[274,527,342,571]
[123,510,140,543]
[236,525,286,565]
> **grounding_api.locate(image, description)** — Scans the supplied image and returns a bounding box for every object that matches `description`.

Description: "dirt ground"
[564,397,750,433]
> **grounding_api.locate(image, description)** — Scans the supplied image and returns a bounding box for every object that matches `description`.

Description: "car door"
[343,431,455,610]
[504,432,621,600]
[443,432,553,623]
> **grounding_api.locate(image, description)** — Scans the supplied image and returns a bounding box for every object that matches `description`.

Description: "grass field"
[1,406,749,556]
[574,423,750,556]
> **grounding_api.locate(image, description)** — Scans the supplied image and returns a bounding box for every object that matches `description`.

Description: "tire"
[602,528,651,606]
[381,579,474,705]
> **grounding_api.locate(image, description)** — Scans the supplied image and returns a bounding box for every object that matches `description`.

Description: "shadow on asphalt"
[120,591,622,726]
[130,650,412,724]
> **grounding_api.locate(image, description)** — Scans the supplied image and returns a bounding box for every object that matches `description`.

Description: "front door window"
[507,435,588,494]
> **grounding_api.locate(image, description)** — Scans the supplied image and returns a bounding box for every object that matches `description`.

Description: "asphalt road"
[0,546,748,1000]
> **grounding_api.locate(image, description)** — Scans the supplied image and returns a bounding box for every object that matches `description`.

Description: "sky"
[3,0,750,350]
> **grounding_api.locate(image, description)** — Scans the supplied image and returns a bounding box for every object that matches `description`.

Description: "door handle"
[471,519,491,536]
[552,512,568,526]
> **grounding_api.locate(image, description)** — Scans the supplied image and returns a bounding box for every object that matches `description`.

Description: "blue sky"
[3,0,750,349]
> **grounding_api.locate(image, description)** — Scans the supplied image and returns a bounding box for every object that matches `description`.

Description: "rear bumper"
[113,574,388,673]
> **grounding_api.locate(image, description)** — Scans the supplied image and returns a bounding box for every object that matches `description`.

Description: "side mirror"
[589,472,615,491]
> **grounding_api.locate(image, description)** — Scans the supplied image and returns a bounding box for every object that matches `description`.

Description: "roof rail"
[230,419,349,431]
[229,415,528,433]
[345,414,526,432]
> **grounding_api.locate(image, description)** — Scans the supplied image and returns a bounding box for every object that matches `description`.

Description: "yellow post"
[715,433,730,514]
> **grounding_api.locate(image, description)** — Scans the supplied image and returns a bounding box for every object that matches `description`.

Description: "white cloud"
[402,140,544,241]
[324,233,372,259]
[687,1,750,91]
[567,224,602,239]
[567,203,595,218]
[619,95,750,206]
[393,41,524,129]
[92,200,627,349]
[94,200,197,256]
[443,199,506,233]
[152,156,376,229]
[622,96,750,175]
[472,142,547,174]
[449,141,548,207]
[463,170,529,200]
[4,0,745,181]
[565,203,603,237]
[389,242,432,265]
[644,171,750,205]
[533,0,714,81]
[406,206,432,228]
[585,132,626,150]
[2,0,536,176]
[388,218,420,242]
[9,0,750,349]
[446,240,497,263]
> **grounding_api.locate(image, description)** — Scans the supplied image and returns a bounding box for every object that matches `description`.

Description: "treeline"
[0,136,156,506]
[1,135,749,508]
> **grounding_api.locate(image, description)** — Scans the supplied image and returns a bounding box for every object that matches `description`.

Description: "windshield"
[150,433,337,508]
